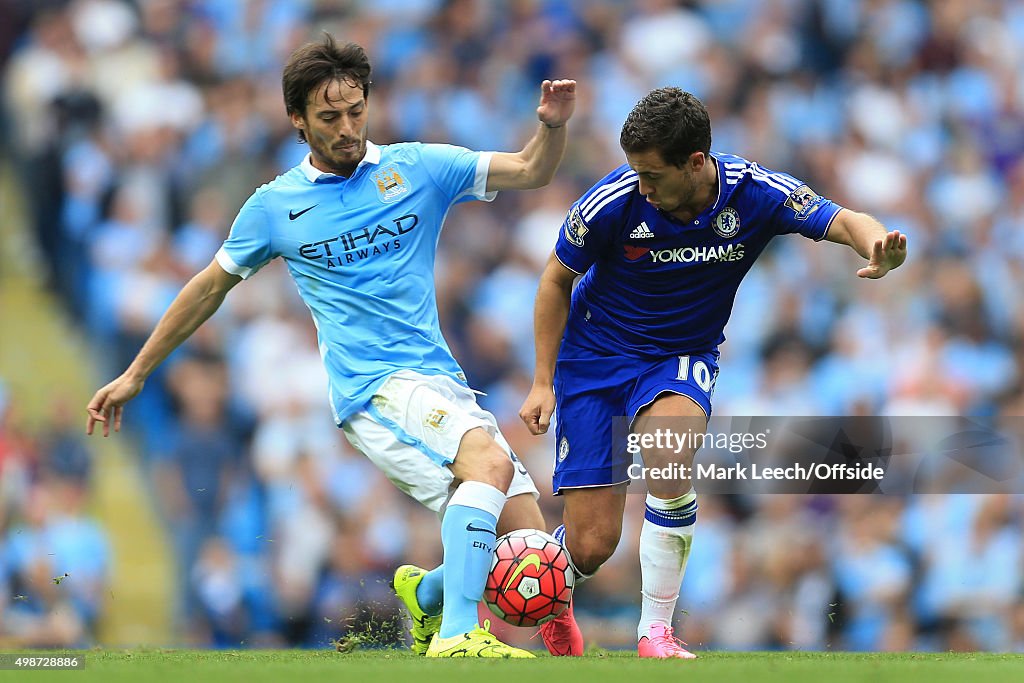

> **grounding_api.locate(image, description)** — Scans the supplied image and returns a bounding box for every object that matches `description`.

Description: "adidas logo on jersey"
[629,221,655,239]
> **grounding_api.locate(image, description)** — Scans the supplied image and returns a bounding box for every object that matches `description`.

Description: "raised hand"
[857,229,907,279]
[537,79,576,129]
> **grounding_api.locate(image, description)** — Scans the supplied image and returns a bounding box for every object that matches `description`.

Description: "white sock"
[638,489,696,640]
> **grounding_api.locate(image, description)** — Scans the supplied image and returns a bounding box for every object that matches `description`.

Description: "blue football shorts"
[552,347,719,494]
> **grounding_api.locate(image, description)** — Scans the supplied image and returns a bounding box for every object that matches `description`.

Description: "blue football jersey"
[216,141,494,423]
[554,152,843,357]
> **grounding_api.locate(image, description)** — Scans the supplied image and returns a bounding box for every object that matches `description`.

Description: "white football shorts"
[341,369,539,514]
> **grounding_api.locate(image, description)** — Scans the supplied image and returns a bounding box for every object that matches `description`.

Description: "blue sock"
[438,481,506,639]
[416,564,444,616]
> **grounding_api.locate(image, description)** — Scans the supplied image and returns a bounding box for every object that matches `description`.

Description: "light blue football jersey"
[216,141,494,423]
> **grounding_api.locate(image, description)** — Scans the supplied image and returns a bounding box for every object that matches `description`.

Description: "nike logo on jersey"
[466,523,496,535]
[629,221,655,239]
[289,204,318,220]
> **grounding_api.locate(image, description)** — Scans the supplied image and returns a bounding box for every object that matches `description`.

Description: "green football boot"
[426,620,535,658]
[392,565,442,655]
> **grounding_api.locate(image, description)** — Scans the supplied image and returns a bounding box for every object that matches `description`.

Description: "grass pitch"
[5,649,1024,683]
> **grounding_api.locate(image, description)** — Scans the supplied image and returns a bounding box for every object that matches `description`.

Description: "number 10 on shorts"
[677,355,716,394]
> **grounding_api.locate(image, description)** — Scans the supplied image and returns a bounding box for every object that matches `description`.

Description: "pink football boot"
[538,603,584,656]
[638,624,697,659]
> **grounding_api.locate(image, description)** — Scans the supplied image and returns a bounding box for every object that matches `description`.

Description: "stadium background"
[1,0,1023,653]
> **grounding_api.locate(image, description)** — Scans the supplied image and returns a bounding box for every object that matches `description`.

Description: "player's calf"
[561,526,619,576]
[557,484,627,572]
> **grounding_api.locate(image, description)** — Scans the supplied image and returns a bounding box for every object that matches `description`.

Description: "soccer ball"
[483,529,574,627]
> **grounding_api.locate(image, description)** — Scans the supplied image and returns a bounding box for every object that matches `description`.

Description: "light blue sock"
[416,564,444,616]
[438,481,506,639]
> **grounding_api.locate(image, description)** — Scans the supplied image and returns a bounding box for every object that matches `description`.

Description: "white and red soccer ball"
[483,529,574,627]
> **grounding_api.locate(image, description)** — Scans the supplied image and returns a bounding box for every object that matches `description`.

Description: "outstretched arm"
[86,259,242,436]
[519,253,577,435]
[486,79,576,191]
[825,209,908,278]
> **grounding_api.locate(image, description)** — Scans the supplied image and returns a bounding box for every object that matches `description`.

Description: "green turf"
[3,649,1023,683]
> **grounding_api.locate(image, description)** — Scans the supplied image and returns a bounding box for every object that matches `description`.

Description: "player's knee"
[453,428,515,493]
[484,444,514,493]
[457,442,513,493]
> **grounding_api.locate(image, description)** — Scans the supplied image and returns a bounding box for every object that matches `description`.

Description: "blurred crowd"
[2,0,1024,652]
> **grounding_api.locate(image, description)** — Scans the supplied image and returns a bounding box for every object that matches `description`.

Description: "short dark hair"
[619,88,712,167]
[282,34,372,142]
